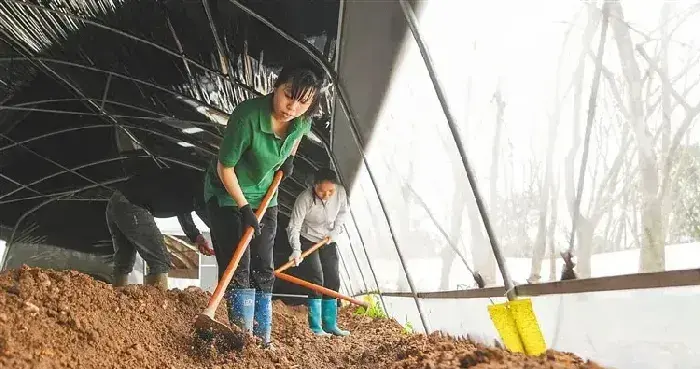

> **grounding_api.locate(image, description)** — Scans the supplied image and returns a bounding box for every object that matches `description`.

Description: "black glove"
[280,156,294,181]
[239,204,261,237]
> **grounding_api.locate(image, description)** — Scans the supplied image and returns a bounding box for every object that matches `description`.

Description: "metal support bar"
[343,224,370,292]
[0,156,203,205]
[0,115,217,156]
[0,35,164,169]
[0,56,238,116]
[398,0,515,300]
[230,0,336,80]
[0,154,193,202]
[0,156,125,201]
[333,77,431,330]
[160,0,205,101]
[8,177,129,246]
[0,106,218,138]
[201,0,230,77]
[313,114,389,316]
[329,0,347,150]
[0,172,43,196]
[13,97,176,121]
[346,212,389,315]
[5,0,230,83]
[336,250,356,295]
[403,184,483,286]
[0,133,114,193]
[100,72,112,110]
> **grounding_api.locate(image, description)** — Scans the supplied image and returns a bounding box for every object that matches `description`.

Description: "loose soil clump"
[0,266,603,368]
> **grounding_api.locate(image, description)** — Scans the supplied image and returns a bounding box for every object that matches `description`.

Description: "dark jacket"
[117,168,209,243]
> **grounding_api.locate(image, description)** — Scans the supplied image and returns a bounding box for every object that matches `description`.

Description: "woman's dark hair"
[274,60,325,116]
[312,168,339,186]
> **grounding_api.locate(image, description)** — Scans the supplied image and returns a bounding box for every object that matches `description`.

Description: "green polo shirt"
[203,94,312,209]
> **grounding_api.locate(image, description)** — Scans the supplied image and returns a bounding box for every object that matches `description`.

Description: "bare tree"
[608,2,700,272]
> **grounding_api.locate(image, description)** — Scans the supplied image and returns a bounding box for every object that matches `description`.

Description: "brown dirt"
[0,266,604,368]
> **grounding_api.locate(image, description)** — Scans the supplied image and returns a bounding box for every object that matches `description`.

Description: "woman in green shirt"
[204,61,324,348]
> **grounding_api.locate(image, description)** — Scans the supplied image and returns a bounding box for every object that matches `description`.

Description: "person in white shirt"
[286,168,350,336]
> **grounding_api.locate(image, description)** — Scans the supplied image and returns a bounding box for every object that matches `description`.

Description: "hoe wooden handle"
[274,237,330,273]
[274,271,369,308]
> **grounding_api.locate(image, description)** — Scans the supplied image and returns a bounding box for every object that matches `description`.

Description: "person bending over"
[106,167,213,290]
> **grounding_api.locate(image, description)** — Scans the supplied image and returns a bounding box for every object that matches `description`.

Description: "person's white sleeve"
[329,187,349,242]
[286,190,312,251]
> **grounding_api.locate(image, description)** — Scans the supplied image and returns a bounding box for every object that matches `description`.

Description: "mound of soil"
[0,266,603,368]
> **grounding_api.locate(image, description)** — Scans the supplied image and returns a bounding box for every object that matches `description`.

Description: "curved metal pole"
[0,111,217,155]
[5,0,228,82]
[313,120,389,315]
[0,156,125,201]
[0,57,255,117]
[0,155,203,202]
[11,98,219,127]
[0,124,112,152]
[201,0,231,76]
[336,249,356,295]
[160,0,205,101]
[404,184,484,287]
[0,130,213,204]
[329,0,346,150]
[343,224,370,292]
[0,133,114,193]
[331,63,431,331]
[0,39,163,169]
[346,212,390,314]
[3,156,203,256]
[398,0,515,300]
[0,105,216,128]
[7,177,129,246]
[229,0,336,81]
[0,173,42,197]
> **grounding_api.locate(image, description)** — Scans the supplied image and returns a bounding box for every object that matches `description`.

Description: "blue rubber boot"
[226,288,255,333]
[308,298,331,336]
[321,298,350,336]
[253,291,273,348]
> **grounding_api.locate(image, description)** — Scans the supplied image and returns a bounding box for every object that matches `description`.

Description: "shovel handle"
[274,271,369,308]
[203,171,283,317]
[274,237,330,273]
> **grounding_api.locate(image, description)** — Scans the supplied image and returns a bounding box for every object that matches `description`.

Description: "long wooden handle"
[203,171,284,317]
[274,271,369,307]
[274,237,330,273]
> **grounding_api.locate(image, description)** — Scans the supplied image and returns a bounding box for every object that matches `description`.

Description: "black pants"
[207,198,278,293]
[106,192,170,275]
[301,238,340,299]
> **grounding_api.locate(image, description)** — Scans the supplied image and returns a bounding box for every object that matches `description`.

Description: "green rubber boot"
[308,298,331,336]
[321,298,350,337]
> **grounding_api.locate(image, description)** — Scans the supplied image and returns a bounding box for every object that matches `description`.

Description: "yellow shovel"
[487,296,547,355]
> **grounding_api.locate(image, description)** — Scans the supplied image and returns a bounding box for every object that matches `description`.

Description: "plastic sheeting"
[329,0,700,367]
[333,0,700,294]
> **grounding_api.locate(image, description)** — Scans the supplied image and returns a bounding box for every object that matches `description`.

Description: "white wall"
[385,285,700,369]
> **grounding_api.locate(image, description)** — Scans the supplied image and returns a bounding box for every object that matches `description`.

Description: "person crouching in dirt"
[203,60,324,349]
[106,167,214,290]
[286,168,351,337]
